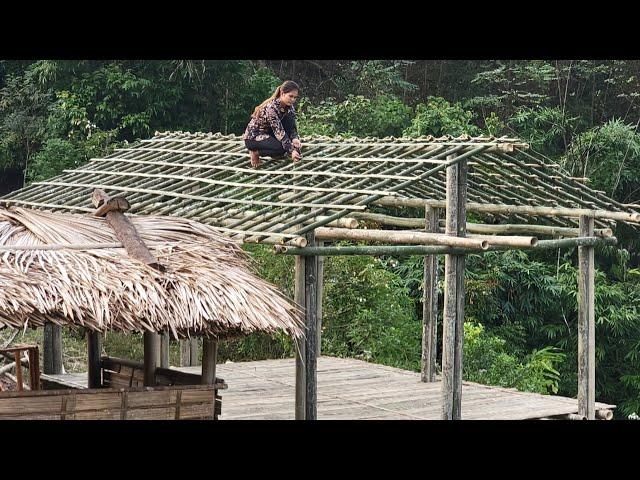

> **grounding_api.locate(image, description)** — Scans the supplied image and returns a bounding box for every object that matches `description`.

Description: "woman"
[243,80,302,168]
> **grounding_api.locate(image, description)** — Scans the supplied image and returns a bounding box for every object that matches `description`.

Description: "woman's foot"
[250,150,261,168]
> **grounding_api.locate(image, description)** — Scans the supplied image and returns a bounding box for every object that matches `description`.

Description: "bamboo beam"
[43,322,62,375]
[314,227,489,250]
[294,255,306,420]
[274,236,618,256]
[596,409,614,420]
[422,206,439,382]
[304,231,318,421]
[578,215,596,420]
[372,197,640,223]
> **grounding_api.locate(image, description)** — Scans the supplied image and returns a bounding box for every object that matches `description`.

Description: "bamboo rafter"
[1,131,638,245]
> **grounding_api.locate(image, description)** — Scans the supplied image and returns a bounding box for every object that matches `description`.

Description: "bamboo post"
[201,337,218,386]
[160,332,170,368]
[14,351,23,391]
[180,340,190,366]
[189,338,199,366]
[43,322,63,375]
[294,255,306,420]
[317,240,324,357]
[441,155,467,420]
[422,206,439,382]
[143,331,158,387]
[87,331,102,388]
[578,215,596,420]
[304,230,318,420]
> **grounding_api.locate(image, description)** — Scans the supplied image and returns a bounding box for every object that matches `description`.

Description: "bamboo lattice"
[1,131,637,245]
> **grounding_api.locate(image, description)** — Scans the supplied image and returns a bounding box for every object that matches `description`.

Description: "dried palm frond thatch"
[0,207,303,339]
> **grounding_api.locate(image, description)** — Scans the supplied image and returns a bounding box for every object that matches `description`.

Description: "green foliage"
[297,94,412,138]
[463,322,565,394]
[321,254,420,370]
[403,96,480,137]
[508,106,578,155]
[564,119,640,204]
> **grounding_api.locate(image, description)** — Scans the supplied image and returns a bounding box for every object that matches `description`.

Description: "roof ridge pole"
[294,254,306,420]
[304,230,318,420]
[441,155,467,420]
[578,215,595,419]
[422,206,440,382]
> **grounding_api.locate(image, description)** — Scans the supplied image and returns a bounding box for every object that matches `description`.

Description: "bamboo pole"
[87,331,102,388]
[314,227,489,250]
[304,231,318,421]
[143,331,158,387]
[274,236,618,256]
[578,215,596,420]
[294,255,306,420]
[43,322,62,375]
[422,206,439,382]
[442,155,467,420]
[316,241,324,358]
[372,197,640,223]
[201,337,218,386]
[596,409,614,420]
[160,332,170,368]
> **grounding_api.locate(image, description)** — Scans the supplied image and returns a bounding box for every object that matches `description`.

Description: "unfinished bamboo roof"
[2,131,638,247]
[0,207,304,339]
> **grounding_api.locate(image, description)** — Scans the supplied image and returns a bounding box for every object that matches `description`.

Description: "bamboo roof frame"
[1,131,638,248]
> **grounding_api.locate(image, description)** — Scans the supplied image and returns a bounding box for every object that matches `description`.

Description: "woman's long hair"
[251,80,300,118]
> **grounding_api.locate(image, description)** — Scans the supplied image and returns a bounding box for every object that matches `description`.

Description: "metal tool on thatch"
[0,198,304,340]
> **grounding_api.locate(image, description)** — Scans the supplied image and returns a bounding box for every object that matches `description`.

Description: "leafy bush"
[403,96,480,137]
[463,322,565,394]
[297,94,412,138]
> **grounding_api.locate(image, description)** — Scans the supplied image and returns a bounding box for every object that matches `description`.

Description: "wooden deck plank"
[36,356,615,420]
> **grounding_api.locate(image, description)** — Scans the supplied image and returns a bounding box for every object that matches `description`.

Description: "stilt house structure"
[2,131,638,420]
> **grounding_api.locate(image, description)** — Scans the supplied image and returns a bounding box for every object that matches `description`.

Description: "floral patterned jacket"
[243,98,299,153]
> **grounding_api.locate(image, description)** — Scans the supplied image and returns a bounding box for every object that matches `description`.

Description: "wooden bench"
[0,384,217,420]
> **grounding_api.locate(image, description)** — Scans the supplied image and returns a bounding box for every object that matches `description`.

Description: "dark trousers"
[244,113,300,158]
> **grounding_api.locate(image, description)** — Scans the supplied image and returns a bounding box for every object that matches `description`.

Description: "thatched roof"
[0,207,303,339]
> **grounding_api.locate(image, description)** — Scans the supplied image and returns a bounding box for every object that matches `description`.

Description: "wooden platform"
[41,356,615,420]
[180,356,614,420]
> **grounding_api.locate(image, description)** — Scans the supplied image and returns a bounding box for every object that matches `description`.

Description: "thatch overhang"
[2,131,638,247]
[0,207,304,339]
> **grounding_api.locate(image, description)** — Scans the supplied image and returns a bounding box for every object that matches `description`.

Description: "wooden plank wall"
[0,385,216,420]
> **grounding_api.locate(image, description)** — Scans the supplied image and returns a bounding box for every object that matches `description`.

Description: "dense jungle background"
[1,60,639,418]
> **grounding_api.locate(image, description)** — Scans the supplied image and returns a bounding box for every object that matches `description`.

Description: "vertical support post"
[43,322,63,374]
[578,215,595,420]
[28,346,40,390]
[201,337,218,385]
[189,337,199,366]
[180,339,190,366]
[304,230,318,420]
[14,351,23,391]
[294,255,306,420]
[316,240,325,357]
[441,156,467,420]
[143,331,158,387]
[160,332,170,368]
[422,206,439,382]
[87,331,102,388]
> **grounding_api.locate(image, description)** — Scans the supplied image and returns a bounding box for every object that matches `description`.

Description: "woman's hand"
[291,150,302,163]
[292,138,302,149]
